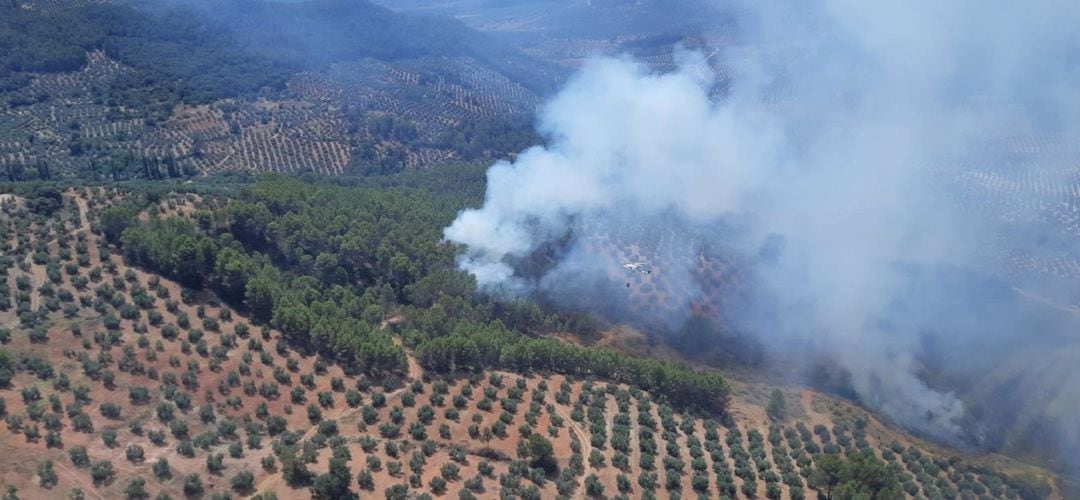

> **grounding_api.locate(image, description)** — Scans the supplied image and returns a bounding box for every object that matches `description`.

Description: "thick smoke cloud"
[444,52,780,290]
[444,0,1080,458]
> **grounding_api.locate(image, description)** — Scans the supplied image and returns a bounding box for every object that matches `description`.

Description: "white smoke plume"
[444,0,1080,445]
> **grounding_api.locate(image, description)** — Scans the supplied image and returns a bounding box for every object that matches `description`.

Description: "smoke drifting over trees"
[445,0,1080,473]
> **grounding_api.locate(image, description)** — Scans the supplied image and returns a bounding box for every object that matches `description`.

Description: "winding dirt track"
[553,403,591,480]
[253,336,423,496]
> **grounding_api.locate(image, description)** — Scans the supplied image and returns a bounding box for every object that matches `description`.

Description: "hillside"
[0,0,557,180]
[1,0,1078,496]
[0,182,1062,499]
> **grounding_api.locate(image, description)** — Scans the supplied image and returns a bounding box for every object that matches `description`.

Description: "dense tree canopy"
[810,452,903,500]
[0,2,292,102]
[0,0,557,103]
[112,171,730,414]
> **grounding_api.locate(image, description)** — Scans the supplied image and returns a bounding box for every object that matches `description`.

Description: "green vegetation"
[767,388,786,421]
[0,2,292,106]
[810,452,902,500]
[107,173,730,413]
[0,173,1054,499]
[0,0,556,181]
[2,0,511,104]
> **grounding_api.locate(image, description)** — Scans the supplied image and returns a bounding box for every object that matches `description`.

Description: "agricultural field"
[1,0,1076,498]
[930,134,1080,308]
[0,0,745,181]
[0,49,540,179]
[572,224,752,334]
[0,187,1060,499]
[0,0,555,180]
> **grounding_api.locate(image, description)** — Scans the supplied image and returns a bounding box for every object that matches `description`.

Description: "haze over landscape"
[0,0,1078,499]
[446,0,1080,465]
